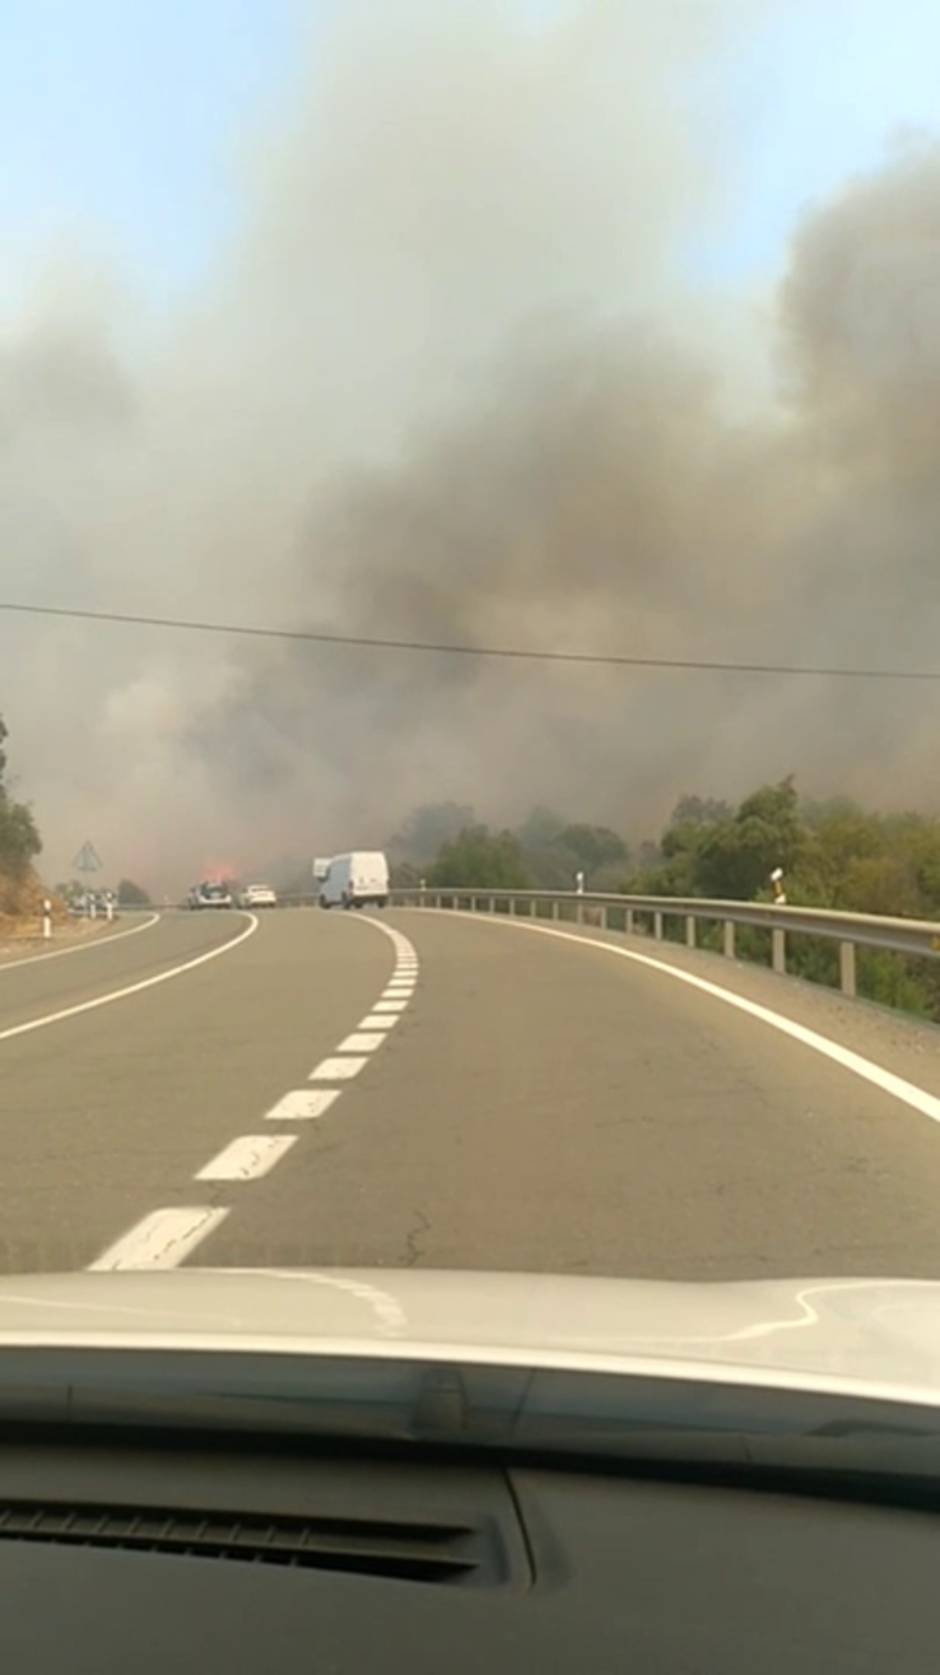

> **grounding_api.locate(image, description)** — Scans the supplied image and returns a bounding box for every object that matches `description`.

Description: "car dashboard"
[3,1416,939,1672]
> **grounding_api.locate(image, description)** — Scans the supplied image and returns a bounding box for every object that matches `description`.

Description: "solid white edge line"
[195,1134,297,1182]
[0,910,161,973]
[0,913,259,1047]
[413,909,940,1127]
[88,1206,229,1271]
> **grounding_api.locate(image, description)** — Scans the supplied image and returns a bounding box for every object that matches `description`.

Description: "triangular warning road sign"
[72,841,103,873]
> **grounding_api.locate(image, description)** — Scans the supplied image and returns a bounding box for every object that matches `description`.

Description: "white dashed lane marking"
[86,914,420,1270]
[310,1055,369,1080]
[265,1089,341,1121]
[196,1133,297,1182]
[89,1207,230,1271]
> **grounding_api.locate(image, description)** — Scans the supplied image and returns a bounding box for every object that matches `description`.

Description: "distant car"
[188,882,233,910]
[240,884,277,909]
[70,891,112,917]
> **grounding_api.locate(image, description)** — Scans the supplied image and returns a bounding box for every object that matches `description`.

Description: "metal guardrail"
[386,888,940,999]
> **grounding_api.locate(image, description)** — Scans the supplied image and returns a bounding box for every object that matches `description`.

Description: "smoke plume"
[2,1,939,891]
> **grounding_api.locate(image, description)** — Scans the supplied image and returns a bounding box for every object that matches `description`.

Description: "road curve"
[2,905,940,1277]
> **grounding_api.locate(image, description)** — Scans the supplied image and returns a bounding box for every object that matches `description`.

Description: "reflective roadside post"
[106,893,115,923]
[575,870,585,925]
[420,877,426,908]
[770,868,787,973]
[42,899,52,941]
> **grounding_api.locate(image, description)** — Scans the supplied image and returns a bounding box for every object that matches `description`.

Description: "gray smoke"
[2,1,939,891]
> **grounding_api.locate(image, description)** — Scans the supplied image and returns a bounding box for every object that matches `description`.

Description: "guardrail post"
[839,941,857,998]
[600,904,608,930]
[471,895,478,912]
[625,908,634,935]
[723,920,735,958]
[654,911,663,940]
[685,915,696,949]
[488,896,495,912]
[552,899,560,921]
[772,928,786,974]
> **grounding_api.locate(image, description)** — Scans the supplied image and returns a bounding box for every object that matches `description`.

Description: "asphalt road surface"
[2,904,940,1277]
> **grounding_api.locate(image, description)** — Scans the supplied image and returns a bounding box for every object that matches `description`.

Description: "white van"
[318,852,390,910]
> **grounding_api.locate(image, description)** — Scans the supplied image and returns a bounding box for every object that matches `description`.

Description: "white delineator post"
[42,899,53,940]
[106,896,115,922]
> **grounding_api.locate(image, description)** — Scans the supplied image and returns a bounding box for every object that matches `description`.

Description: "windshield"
[3,2,940,1332]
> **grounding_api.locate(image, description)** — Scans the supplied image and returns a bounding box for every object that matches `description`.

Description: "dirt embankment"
[0,869,68,945]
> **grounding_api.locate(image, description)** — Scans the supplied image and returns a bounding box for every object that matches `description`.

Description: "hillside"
[0,868,67,944]
[0,715,48,941]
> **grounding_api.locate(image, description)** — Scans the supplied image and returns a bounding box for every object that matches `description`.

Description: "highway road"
[2,904,940,1276]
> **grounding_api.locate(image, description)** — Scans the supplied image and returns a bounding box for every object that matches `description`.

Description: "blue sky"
[0,0,313,306]
[2,1,939,307]
[701,0,940,281]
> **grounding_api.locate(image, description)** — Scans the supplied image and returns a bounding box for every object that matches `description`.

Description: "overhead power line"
[0,597,937,682]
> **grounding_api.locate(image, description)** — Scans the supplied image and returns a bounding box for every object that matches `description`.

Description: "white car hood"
[0,1269,939,1406]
